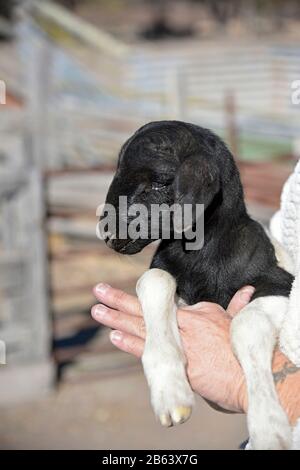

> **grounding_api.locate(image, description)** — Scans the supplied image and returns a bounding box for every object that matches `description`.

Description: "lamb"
[101,120,296,449]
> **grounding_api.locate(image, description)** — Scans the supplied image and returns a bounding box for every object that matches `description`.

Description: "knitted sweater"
[270,158,300,449]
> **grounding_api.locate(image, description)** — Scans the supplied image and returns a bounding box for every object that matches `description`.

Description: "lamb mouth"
[119,239,136,253]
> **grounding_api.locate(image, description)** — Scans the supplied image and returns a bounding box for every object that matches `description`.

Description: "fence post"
[26,31,58,169]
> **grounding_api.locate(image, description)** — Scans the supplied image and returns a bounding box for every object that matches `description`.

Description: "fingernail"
[96,283,110,295]
[94,304,108,318]
[110,330,123,344]
[240,287,255,302]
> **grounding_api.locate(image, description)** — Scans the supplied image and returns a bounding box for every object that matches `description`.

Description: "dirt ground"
[0,367,247,450]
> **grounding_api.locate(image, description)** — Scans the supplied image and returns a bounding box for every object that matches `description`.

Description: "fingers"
[91,304,146,339]
[226,286,255,318]
[110,330,144,358]
[93,283,142,316]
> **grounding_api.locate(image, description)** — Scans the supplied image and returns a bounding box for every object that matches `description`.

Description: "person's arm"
[271,353,300,426]
[91,283,300,424]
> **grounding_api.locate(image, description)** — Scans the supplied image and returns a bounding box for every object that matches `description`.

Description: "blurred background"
[0,0,299,450]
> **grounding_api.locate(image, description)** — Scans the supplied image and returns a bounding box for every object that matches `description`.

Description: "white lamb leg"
[136,268,194,427]
[231,296,292,450]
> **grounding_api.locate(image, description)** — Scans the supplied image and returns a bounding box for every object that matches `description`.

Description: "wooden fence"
[0,113,54,402]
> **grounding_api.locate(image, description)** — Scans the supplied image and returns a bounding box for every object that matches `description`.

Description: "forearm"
[273,351,300,426]
[241,350,300,426]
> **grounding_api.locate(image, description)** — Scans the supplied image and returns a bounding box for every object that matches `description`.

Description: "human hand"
[91,284,255,414]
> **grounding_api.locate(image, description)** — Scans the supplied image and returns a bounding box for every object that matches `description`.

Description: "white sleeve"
[267,162,300,450]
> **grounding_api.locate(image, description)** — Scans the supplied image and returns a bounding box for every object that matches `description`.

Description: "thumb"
[227,286,255,318]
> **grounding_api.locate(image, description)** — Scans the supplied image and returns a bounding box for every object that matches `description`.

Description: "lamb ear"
[173,154,220,232]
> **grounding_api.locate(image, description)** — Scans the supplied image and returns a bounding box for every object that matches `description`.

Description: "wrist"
[227,360,248,414]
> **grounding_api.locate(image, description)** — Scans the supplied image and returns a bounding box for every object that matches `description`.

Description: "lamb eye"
[151,182,166,191]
